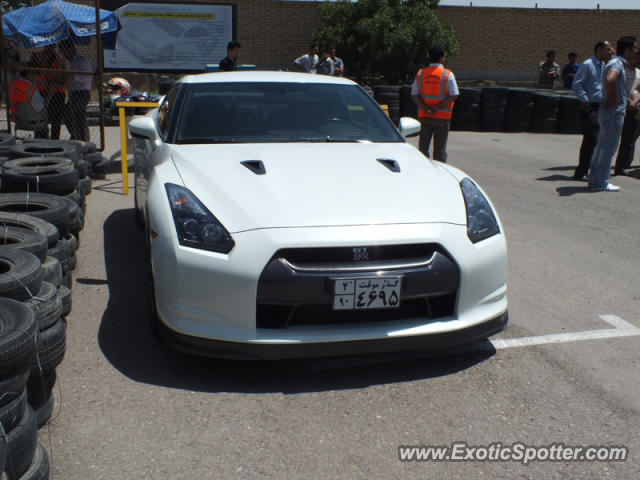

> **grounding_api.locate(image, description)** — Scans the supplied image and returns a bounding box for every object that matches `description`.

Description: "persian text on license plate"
[332,276,402,310]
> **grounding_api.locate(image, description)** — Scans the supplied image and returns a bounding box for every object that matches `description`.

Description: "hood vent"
[377,158,401,173]
[241,160,266,175]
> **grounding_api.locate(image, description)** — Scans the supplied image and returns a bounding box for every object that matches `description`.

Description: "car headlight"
[165,183,235,253]
[460,178,500,243]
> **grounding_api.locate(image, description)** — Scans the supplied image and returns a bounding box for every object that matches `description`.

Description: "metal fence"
[0,0,106,150]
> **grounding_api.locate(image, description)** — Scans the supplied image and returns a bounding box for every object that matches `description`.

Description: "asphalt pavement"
[45,127,640,479]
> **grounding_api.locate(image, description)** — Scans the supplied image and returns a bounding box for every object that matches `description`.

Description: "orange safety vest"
[8,78,34,122]
[50,55,66,94]
[33,55,66,94]
[416,65,455,120]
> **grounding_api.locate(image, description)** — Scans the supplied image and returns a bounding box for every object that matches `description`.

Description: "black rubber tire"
[60,271,72,290]
[1,168,79,196]
[41,257,62,288]
[0,248,42,302]
[62,232,78,254]
[0,193,70,230]
[0,226,48,263]
[78,176,92,197]
[0,370,30,406]
[9,143,79,164]
[1,156,74,172]
[22,282,62,331]
[46,239,72,265]
[83,151,104,166]
[30,318,66,372]
[3,404,37,480]
[14,442,49,479]
[76,159,90,179]
[0,212,59,249]
[58,285,71,318]
[0,133,16,147]
[0,298,37,377]
[0,388,26,433]
[32,394,53,430]
[26,368,56,409]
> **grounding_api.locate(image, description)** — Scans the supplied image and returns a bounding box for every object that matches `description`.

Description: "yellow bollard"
[115,101,160,195]
[380,104,389,116]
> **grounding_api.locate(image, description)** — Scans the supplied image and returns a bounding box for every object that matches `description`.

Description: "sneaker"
[604,183,620,192]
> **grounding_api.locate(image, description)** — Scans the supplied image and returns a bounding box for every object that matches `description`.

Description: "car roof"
[178,71,357,86]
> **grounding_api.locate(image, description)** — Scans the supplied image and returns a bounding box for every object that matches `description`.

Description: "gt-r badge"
[353,247,370,261]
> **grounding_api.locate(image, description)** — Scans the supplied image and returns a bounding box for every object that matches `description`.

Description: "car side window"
[159,86,179,139]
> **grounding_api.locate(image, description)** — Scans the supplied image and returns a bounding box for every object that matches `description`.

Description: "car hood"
[169,143,467,232]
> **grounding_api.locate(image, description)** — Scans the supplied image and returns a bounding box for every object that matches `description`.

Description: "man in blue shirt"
[572,41,614,180]
[589,36,637,192]
[561,52,579,89]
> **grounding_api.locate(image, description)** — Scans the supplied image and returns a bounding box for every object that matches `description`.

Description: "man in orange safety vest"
[8,70,48,137]
[411,46,459,162]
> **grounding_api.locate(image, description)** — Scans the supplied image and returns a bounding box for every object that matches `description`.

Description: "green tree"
[315,0,457,84]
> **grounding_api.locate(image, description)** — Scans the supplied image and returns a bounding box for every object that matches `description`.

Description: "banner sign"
[104,3,233,71]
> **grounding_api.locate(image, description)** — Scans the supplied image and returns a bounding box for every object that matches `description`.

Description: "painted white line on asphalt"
[490,314,640,350]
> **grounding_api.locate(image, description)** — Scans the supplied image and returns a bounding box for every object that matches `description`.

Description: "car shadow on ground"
[97,208,496,394]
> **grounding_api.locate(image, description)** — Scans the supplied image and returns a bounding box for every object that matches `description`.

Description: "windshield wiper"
[282,137,358,143]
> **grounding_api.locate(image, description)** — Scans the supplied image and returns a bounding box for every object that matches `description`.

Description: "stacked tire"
[529,90,562,133]
[557,93,582,134]
[479,87,509,132]
[451,88,482,131]
[504,88,535,132]
[373,86,401,124]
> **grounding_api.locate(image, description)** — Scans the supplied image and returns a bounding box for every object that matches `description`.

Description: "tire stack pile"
[0,135,91,479]
[557,92,583,134]
[530,90,562,133]
[479,87,509,131]
[451,87,482,132]
[373,86,401,124]
[504,88,535,132]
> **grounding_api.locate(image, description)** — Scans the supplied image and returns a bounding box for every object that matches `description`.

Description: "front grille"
[256,294,456,329]
[256,243,459,330]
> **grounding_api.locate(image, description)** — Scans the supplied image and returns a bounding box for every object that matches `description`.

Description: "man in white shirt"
[613,47,640,175]
[60,40,94,140]
[294,45,319,74]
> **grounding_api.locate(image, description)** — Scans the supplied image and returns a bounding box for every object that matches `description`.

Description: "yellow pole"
[118,105,129,195]
[115,101,159,195]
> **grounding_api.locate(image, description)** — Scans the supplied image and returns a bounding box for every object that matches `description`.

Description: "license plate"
[333,276,402,310]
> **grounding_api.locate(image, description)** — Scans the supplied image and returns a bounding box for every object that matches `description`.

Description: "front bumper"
[151,222,507,357]
[160,311,508,360]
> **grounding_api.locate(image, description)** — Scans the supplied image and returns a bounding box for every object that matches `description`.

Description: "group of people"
[572,36,639,192]
[537,50,580,90]
[293,44,344,76]
[8,40,93,141]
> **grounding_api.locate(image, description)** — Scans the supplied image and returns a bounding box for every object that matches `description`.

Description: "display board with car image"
[103,2,234,71]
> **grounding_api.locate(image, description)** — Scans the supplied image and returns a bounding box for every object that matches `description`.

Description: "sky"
[438,0,640,8]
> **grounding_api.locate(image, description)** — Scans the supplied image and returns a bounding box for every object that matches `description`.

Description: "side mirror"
[129,116,158,141]
[398,117,421,138]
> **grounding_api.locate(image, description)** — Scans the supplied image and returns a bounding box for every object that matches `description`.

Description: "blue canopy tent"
[2,0,119,49]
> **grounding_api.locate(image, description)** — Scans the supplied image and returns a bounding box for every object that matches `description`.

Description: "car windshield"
[174,82,403,144]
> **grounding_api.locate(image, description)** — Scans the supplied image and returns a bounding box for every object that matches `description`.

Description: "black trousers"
[48,92,66,140]
[614,108,640,172]
[575,103,599,178]
[66,90,90,141]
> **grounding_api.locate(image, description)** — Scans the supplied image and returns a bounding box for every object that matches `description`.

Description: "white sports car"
[131,71,507,359]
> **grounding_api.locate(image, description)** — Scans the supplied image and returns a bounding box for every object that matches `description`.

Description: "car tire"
[0,193,70,230]
[9,143,79,164]
[30,318,66,372]
[58,285,71,318]
[0,388,27,433]
[0,248,42,302]
[2,404,37,480]
[0,156,75,172]
[0,212,59,249]
[26,368,56,411]
[23,282,62,331]
[41,256,62,288]
[0,168,79,196]
[13,442,49,480]
[31,394,53,430]
[0,226,48,263]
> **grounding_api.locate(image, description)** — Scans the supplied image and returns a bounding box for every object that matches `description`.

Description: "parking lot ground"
[45,129,640,479]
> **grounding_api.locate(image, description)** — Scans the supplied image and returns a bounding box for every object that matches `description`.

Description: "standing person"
[8,70,48,136]
[589,36,637,193]
[613,47,640,176]
[329,47,344,76]
[219,41,241,72]
[60,40,93,141]
[572,40,615,180]
[410,46,459,162]
[316,48,334,76]
[293,45,319,73]
[537,50,560,89]
[44,44,66,140]
[561,52,579,89]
